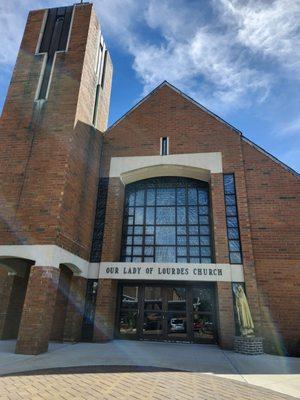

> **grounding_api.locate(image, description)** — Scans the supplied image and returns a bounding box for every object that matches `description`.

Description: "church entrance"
[116,282,217,343]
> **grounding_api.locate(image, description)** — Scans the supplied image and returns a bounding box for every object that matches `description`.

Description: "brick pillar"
[216,282,235,349]
[50,265,72,341]
[63,276,87,342]
[100,178,125,262]
[211,174,235,349]
[92,178,124,343]
[234,166,262,333]
[0,270,29,339]
[93,279,117,342]
[15,266,60,355]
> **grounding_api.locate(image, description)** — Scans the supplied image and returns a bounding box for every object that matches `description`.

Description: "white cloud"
[0,0,69,67]
[94,0,142,39]
[279,148,300,172]
[131,27,270,111]
[0,2,26,67]
[277,116,300,137]
[0,0,298,112]
[96,0,271,111]
[0,0,299,172]
[215,0,300,74]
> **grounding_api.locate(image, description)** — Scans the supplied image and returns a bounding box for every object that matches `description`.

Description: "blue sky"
[1,0,299,172]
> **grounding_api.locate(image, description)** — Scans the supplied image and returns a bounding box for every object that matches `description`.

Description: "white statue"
[234,284,255,337]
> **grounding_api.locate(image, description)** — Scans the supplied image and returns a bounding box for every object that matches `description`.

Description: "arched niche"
[0,256,34,277]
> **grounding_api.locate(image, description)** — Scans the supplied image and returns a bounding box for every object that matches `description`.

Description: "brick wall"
[0,3,113,354]
[100,178,125,262]
[243,141,300,355]
[16,266,60,355]
[216,282,235,349]
[63,276,87,342]
[97,84,261,346]
[0,4,112,261]
[96,84,299,353]
[93,279,117,342]
[50,265,73,341]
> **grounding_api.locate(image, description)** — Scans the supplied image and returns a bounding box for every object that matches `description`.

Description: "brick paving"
[0,366,297,400]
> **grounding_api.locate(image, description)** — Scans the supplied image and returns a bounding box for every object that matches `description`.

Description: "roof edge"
[106,81,242,136]
[242,135,300,178]
[105,80,299,178]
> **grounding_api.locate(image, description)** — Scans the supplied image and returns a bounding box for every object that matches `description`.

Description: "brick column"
[211,174,235,349]
[15,266,60,355]
[63,276,87,342]
[100,178,125,262]
[93,279,117,342]
[92,177,124,343]
[216,282,235,349]
[50,266,72,341]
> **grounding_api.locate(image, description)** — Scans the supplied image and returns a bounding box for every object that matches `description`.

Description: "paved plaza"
[0,340,299,399]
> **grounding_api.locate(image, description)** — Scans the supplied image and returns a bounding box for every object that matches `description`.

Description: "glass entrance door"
[191,286,216,343]
[119,285,139,339]
[117,283,216,343]
[142,286,164,339]
[140,285,188,341]
[165,286,188,341]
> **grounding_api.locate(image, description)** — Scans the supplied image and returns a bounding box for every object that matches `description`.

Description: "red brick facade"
[63,276,87,342]
[0,4,111,258]
[15,266,60,355]
[0,4,112,354]
[94,84,299,355]
[0,4,299,356]
[243,142,300,355]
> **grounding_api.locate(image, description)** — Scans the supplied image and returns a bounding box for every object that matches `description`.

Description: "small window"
[101,50,108,88]
[161,137,169,155]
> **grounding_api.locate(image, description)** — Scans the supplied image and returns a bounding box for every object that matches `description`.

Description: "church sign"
[99,262,244,282]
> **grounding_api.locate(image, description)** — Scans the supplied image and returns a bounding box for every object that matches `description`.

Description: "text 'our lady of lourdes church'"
[0,3,299,356]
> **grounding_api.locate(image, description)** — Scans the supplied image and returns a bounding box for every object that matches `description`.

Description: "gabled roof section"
[106,81,242,135]
[106,81,299,178]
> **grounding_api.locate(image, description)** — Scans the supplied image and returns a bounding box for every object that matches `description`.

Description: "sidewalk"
[0,340,299,399]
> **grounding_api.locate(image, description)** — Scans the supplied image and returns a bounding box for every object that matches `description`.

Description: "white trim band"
[109,152,222,184]
[0,245,89,277]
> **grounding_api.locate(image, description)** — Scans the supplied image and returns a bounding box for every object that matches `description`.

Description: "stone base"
[234,336,264,355]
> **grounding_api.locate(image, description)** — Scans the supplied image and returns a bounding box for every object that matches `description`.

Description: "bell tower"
[0,3,113,354]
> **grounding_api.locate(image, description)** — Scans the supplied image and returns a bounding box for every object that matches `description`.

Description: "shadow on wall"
[0,257,33,340]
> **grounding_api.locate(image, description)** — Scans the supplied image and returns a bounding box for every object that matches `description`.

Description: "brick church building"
[0,3,299,356]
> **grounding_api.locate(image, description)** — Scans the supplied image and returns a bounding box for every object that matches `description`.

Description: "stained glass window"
[121,177,212,263]
[223,174,242,264]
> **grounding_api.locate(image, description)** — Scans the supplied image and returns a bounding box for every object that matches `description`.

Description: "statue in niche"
[233,283,255,337]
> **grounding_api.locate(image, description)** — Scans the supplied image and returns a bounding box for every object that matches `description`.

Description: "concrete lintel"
[0,245,89,277]
[109,152,223,183]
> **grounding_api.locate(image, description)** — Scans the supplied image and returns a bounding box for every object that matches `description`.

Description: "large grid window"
[223,174,242,264]
[121,177,213,263]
